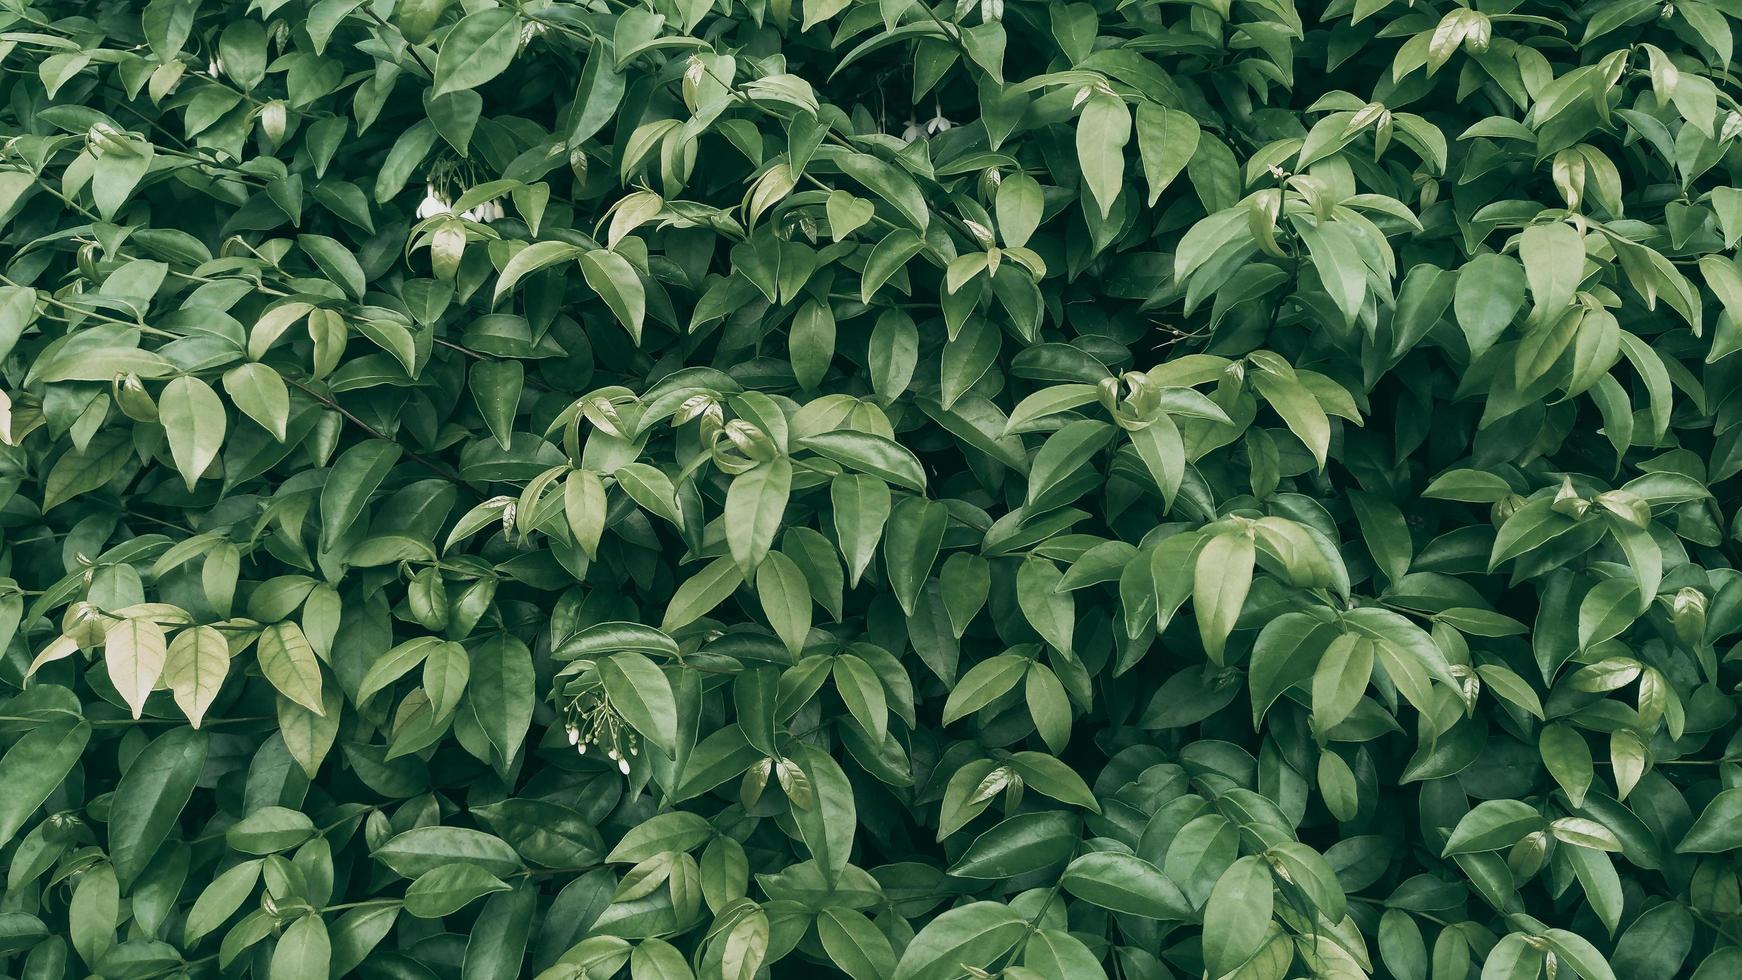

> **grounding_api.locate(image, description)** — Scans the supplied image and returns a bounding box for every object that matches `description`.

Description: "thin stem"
[285,376,469,486]
[363,8,437,77]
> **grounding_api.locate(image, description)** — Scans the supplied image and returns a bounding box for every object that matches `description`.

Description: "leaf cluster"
[0,0,1741,978]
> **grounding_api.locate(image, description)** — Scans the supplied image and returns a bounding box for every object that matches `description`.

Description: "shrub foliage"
[0,0,1740,977]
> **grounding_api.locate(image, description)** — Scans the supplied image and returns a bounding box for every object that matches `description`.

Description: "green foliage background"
[0,0,1740,977]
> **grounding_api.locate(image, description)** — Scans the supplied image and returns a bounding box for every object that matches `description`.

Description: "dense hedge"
[1,0,1741,977]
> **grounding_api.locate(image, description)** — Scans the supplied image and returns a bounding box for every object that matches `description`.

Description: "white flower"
[900,108,954,143]
[415,183,451,219]
[456,200,506,223]
[207,54,223,79]
[618,757,631,775]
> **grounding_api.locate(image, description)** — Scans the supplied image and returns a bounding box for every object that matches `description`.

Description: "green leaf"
[881,495,945,616]
[433,8,522,96]
[472,797,605,867]
[632,938,695,980]
[297,235,367,300]
[1678,787,1742,852]
[799,431,927,492]
[942,654,1028,724]
[818,907,897,980]
[223,363,290,442]
[1076,93,1130,219]
[892,902,1027,980]
[580,249,646,344]
[226,806,316,853]
[1520,221,1584,319]
[0,717,90,850]
[470,359,523,450]
[598,651,678,754]
[1008,752,1100,810]
[1060,852,1191,919]
[1455,252,1524,353]
[159,376,226,491]
[860,229,927,303]
[1443,799,1545,855]
[1135,103,1200,206]
[269,913,330,980]
[184,860,263,945]
[831,475,891,589]
[1249,366,1331,469]
[947,810,1078,879]
[1194,531,1254,664]
[1016,558,1075,652]
[469,636,534,765]
[257,622,325,716]
[105,617,167,719]
[607,811,712,863]
[726,457,791,573]
[495,242,587,304]
[403,863,511,918]
[1202,856,1274,978]
[109,727,208,889]
[661,556,746,633]
[758,551,813,658]
[320,440,401,551]
[164,626,230,728]
[373,827,522,878]
[789,742,856,886]
[835,152,930,233]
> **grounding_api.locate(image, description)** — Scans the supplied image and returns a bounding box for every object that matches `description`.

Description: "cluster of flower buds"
[562,690,638,775]
[466,198,507,222]
[415,182,507,223]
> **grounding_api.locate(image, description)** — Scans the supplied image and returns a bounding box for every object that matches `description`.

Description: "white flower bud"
[416,190,452,220]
